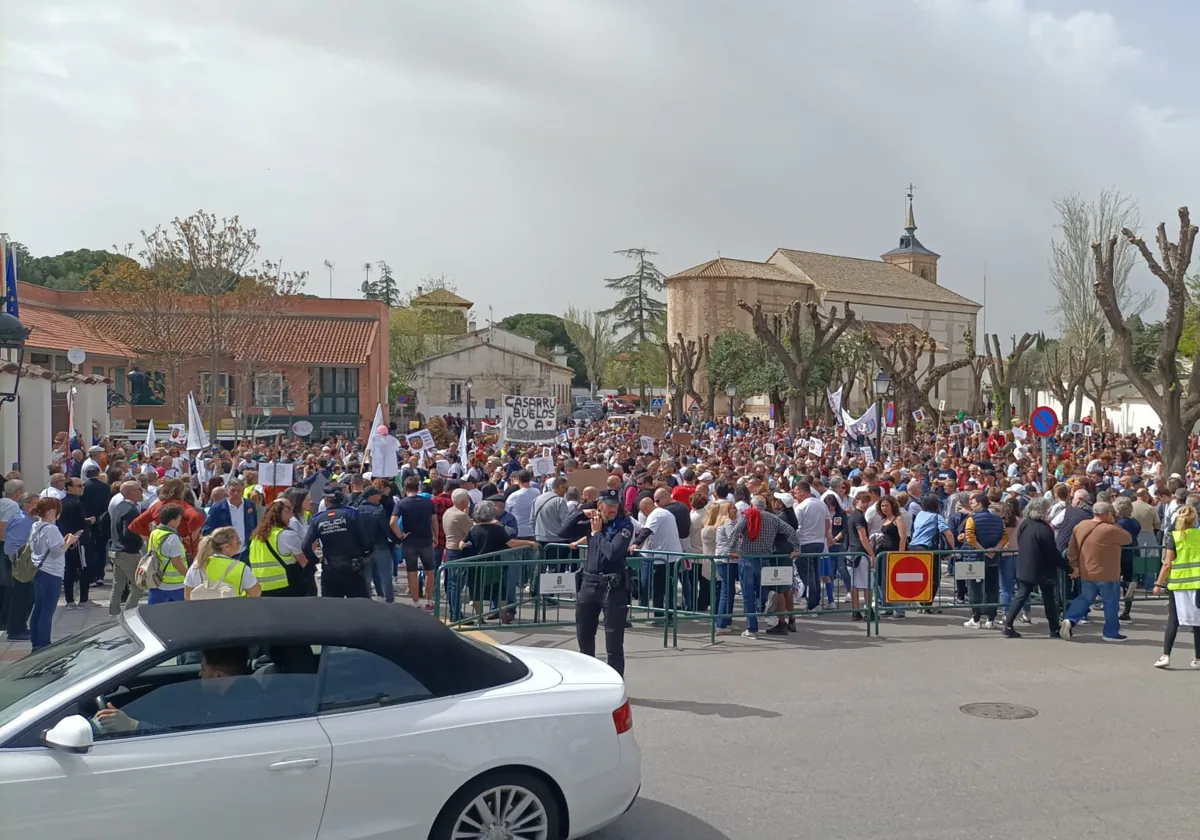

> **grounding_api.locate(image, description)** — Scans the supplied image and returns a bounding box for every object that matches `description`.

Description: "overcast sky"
[2,0,1196,337]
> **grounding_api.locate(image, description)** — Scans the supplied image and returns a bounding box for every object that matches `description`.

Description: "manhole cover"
[960,702,1037,720]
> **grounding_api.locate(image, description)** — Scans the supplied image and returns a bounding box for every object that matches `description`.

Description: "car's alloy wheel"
[450,783,551,840]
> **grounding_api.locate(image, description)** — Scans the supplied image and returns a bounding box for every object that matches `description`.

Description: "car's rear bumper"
[565,733,641,838]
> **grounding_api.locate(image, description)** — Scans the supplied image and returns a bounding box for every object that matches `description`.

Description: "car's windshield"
[0,620,141,731]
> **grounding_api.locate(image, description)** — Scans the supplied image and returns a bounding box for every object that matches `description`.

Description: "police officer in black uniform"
[301,488,370,598]
[571,489,634,676]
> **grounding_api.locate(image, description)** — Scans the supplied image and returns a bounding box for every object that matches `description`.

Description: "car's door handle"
[268,758,320,771]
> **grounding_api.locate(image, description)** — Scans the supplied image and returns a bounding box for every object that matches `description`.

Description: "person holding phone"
[29,497,81,650]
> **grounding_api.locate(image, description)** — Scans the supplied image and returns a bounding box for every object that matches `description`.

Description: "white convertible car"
[0,598,640,840]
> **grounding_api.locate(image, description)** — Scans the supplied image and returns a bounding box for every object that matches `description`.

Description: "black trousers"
[5,579,33,636]
[322,563,370,598]
[1163,593,1200,657]
[1005,579,1060,632]
[83,534,107,584]
[284,563,310,596]
[63,546,89,604]
[576,579,630,676]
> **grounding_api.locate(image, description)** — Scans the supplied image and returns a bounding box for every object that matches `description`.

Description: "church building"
[666,198,981,413]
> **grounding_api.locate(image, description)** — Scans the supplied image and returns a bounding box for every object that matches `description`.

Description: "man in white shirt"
[81,447,104,477]
[792,480,832,611]
[632,496,683,617]
[225,477,248,547]
[40,473,67,500]
[367,432,402,479]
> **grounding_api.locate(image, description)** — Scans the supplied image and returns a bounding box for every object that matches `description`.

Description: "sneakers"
[963,618,980,629]
[1192,659,1200,669]
[1060,619,1074,640]
[422,602,435,612]
[982,619,995,630]
[1102,634,1128,643]
[741,629,758,639]
[765,623,788,636]
[851,612,864,622]
[1077,617,1090,625]
[718,625,738,635]
[1154,654,1170,669]
[1002,626,1022,638]
[1017,613,1032,625]
[1118,611,1131,622]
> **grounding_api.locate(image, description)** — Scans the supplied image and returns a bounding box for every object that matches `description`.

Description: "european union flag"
[3,243,18,318]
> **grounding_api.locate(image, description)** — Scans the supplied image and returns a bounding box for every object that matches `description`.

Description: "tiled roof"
[411,288,474,308]
[772,249,979,307]
[415,339,574,374]
[72,312,378,366]
[667,257,803,284]
[22,304,130,357]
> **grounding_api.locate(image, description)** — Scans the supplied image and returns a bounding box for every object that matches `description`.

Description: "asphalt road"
[486,600,1198,840]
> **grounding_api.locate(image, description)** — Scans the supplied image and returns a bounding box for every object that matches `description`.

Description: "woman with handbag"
[28,497,81,650]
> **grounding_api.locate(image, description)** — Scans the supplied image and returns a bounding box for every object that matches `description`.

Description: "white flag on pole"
[365,403,385,465]
[458,422,469,462]
[143,419,157,456]
[827,386,843,420]
[185,392,209,450]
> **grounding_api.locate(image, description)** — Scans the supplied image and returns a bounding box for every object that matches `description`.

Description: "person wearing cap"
[569,489,635,676]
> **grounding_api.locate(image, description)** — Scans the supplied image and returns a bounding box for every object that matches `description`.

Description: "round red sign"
[889,554,930,601]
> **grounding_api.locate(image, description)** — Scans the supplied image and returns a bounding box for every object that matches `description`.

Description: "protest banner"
[565,467,609,492]
[639,415,666,439]
[406,429,436,452]
[502,395,557,444]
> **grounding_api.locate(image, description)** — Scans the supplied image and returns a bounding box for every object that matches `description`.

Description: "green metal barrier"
[634,549,875,647]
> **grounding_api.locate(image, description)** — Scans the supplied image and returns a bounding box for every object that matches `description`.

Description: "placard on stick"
[565,467,610,492]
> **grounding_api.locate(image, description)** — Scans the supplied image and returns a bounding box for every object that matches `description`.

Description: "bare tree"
[1094,206,1198,473]
[666,333,708,419]
[1050,191,1147,404]
[967,355,987,418]
[736,299,855,429]
[562,306,615,397]
[1041,338,1090,424]
[867,325,976,438]
[983,332,1036,429]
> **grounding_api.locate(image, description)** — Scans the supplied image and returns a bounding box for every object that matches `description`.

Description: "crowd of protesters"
[0,407,1196,669]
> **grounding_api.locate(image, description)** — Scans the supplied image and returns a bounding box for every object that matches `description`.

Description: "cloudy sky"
[2,0,1196,336]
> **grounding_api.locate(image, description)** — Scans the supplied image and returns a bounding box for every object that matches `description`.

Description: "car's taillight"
[612,700,633,735]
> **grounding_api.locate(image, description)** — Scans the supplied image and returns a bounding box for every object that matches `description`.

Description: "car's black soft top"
[135,598,528,696]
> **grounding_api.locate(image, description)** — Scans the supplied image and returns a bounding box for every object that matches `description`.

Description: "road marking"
[896,573,925,582]
[464,630,497,645]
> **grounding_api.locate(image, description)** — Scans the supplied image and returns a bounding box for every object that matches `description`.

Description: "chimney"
[552,345,568,367]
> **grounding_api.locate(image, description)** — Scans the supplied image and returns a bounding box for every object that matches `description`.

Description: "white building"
[410,327,574,420]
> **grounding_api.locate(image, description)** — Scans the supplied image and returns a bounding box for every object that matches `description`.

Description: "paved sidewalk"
[0,589,117,663]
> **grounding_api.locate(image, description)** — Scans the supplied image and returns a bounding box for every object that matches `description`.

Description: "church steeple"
[882,184,940,284]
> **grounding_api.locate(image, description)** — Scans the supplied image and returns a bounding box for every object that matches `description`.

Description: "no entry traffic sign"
[886,552,934,603]
[1030,405,1058,437]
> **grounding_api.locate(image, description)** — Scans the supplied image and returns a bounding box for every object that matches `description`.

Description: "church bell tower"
[881,186,940,284]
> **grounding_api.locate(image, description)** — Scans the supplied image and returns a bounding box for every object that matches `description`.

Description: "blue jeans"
[738,557,763,633]
[146,587,185,605]
[716,561,738,628]
[998,553,1028,615]
[30,570,62,650]
[444,549,463,620]
[1065,579,1121,638]
[370,547,395,603]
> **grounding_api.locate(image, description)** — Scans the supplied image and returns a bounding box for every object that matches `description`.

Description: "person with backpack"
[28,497,81,650]
[141,504,189,604]
[184,527,260,600]
[963,492,1007,630]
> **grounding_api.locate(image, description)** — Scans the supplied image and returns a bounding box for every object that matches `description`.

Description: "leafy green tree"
[707,330,788,416]
[10,240,136,290]
[497,312,587,386]
[361,260,401,306]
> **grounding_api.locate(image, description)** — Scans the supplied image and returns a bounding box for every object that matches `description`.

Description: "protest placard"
[502,395,557,443]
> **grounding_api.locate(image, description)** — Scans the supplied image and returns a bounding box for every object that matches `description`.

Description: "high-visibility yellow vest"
[248,526,291,591]
[1169,529,1200,591]
[148,526,185,586]
[204,554,249,597]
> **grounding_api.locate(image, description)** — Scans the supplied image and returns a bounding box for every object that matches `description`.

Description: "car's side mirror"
[43,715,94,754]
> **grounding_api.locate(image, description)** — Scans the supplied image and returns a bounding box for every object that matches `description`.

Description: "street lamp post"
[668,381,678,421]
[465,376,473,433]
[0,312,31,405]
[872,369,892,463]
[725,383,736,431]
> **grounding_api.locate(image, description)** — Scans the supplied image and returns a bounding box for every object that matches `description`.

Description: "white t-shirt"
[368,435,402,479]
[184,559,258,593]
[637,506,683,564]
[155,532,186,591]
[40,486,66,500]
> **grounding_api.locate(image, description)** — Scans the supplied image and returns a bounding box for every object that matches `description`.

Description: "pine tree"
[602,248,666,346]
[375,260,400,307]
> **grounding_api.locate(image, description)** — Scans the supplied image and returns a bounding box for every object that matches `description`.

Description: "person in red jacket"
[128,478,207,559]
[671,468,698,506]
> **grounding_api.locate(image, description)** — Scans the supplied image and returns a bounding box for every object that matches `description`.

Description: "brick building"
[17,282,390,440]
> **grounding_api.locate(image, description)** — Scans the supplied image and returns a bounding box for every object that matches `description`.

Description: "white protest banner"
[827,386,843,420]
[529,456,555,477]
[938,399,946,412]
[1068,422,1083,435]
[1012,427,1028,441]
[949,423,964,436]
[912,408,926,423]
[502,395,557,444]
[542,446,554,458]
[639,435,656,454]
[843,404,878,439]
[809,439,824,458]
[406,429,436,452]
[764,442,775,456]
[860,446,875,462]
[885,426,896,436]
[167,423,186,445]
[1083,424,1093,438]
[258,462,295,486]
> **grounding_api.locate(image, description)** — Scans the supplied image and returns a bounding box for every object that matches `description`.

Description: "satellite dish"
[66,347,86,367]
